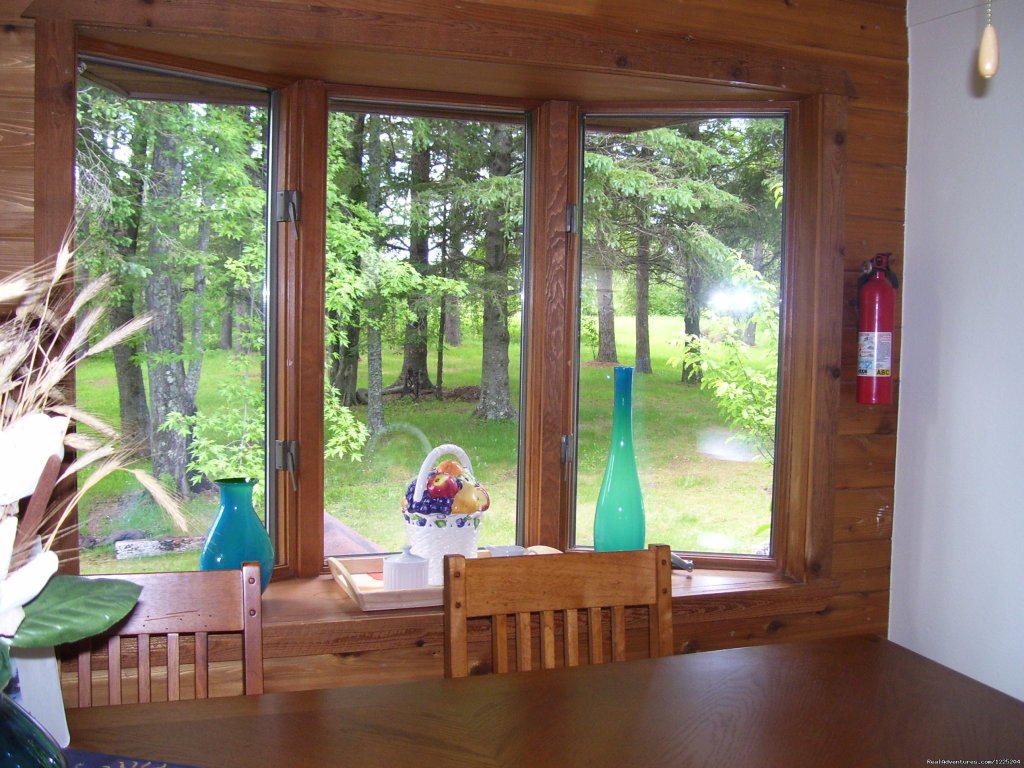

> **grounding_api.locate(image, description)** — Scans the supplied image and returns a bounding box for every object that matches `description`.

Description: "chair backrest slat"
[107,636,121,705]
[564,608,579,668]
[611,604,626,662]
[77,651,92,708]
[492,614,508,674]
[515,613,532,672]
[167,632,181,701]
[443,544,673,678]
[588,607,604,665]
[63,563,264,706]
[195,631,209,698]
[138,634,151,703]
[540,610,556,669]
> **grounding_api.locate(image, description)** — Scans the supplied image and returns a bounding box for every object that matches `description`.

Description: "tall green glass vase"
[200,478,274,592]
[0,692,66,768]
[594,366,645,551]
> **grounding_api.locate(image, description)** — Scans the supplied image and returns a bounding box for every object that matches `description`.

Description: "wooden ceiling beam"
[22,0,855,98]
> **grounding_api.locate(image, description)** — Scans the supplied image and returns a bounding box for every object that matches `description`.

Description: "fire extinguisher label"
[858,332,892,377]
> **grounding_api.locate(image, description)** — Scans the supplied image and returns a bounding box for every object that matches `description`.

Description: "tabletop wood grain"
[66,636,1024,768]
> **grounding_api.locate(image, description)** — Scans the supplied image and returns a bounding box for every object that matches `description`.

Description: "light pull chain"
[979,0,999,79]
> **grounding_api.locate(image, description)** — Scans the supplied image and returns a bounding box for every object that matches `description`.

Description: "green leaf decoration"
[13,576,141,649]
[0,643,12,692]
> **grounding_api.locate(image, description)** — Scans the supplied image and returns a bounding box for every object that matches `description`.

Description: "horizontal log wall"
[4,0,907,693]
[0,22,35,274]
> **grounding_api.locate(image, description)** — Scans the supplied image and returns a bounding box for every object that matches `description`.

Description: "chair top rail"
[455,546,665,616]
[82,566,253,635]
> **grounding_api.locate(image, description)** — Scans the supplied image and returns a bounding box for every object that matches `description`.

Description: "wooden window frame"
[40,23,844,594]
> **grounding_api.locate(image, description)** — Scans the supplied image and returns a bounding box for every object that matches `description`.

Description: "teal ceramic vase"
[200,478,274,592]
[593,366,645,551]
[0,692,66,768]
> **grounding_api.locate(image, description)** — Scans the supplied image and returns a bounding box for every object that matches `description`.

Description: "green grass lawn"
[75,313,774,572]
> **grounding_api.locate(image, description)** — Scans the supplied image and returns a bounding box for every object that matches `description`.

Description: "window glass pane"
[75,61,270,573]
[324,108,526,557]
[576,115,784,556]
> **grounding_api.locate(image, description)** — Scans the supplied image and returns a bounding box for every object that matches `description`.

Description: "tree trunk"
[634,227,652,374]
[143,123,193,495]
[109,294,152,454]
[444,295,462,346]
[394,138,433,395]
[475,125,517,420]
[364,114,386,433]
[595,262,618,363]
[330,114,367,404]
[184,195,212,492]
[186,197,210,407]
[436,296,446,401]
[743,239,764,346]
[332,331,361,405]
[366,325,385,435]
[108,127,151,456]
[220,311,233,350]
[682,269,704,385]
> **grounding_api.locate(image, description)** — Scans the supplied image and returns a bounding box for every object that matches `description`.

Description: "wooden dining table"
[65,636,1024,768]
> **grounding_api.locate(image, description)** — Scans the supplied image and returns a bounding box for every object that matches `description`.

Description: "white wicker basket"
[403,444,483,585]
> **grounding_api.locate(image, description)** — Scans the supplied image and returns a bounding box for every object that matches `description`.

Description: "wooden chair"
[443,544,673,678]
[64,563,264,706]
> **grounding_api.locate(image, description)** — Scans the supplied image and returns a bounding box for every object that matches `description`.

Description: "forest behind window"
[322,107,527,555]
[75,64,273,573]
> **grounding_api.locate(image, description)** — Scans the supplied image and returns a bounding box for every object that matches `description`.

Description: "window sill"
[261,569,837,659]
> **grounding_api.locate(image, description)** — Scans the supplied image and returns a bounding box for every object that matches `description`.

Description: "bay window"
[61,38,842,588]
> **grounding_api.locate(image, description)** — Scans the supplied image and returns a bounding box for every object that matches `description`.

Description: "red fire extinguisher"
[856,253,898,405]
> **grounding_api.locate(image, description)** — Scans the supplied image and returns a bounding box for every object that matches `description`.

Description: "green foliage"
[164,353,266,489]
[324,383,371,461]
[166,349,371,500]
[580,311,599,360]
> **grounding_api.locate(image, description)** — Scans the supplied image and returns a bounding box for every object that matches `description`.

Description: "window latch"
[566,203,578,234]
[560,434,576,483]
[275,439,299,492]
[275,190,301,242]
[560,434,575,464]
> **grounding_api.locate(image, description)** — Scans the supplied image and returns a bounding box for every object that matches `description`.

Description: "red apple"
[427,471,459,498]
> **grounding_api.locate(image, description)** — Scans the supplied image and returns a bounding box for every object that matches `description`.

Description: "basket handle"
[413,444,474,502]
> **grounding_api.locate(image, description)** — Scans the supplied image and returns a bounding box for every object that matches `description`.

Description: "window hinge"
[560,434,575,464]
[275,190,301,241]
[566,203,578,234]
[275,439,299,492]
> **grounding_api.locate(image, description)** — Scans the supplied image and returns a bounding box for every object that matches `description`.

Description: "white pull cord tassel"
[979,23,999,78]
[979,1,999,79]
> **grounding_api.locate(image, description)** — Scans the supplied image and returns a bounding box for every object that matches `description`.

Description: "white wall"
[893,0,1024,701]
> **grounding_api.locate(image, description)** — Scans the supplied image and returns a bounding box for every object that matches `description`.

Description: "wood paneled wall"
[5,0,907,691]
[0,22,35,273]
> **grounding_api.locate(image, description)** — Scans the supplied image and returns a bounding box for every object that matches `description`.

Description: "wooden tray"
[327,555,441,611]
[328,547,559,612]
